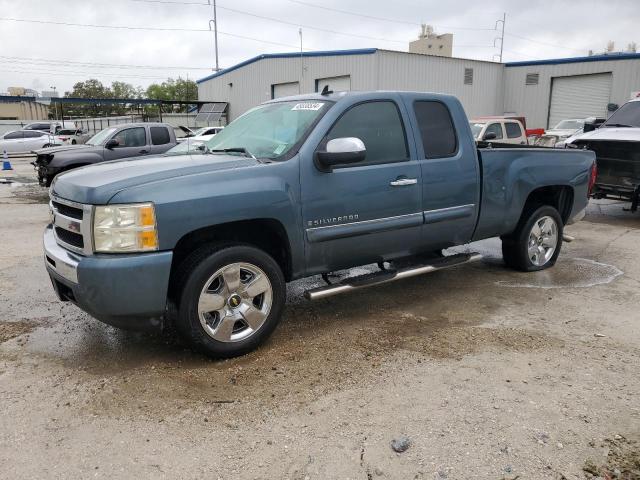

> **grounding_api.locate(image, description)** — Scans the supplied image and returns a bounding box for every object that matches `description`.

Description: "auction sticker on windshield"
[292,102,324,111]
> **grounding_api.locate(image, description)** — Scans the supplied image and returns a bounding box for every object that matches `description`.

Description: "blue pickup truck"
[44,91,596,357]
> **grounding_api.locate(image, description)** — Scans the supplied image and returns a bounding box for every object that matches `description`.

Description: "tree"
[146,77,198,112]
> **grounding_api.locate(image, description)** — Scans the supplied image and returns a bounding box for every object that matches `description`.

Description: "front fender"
[108,158,305,276]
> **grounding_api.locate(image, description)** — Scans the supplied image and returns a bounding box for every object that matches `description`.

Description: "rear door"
[403,95,480,248]
[149,126,174,154]
[23,130,50,150]
[300,95,423,273]
[104,126,149,161]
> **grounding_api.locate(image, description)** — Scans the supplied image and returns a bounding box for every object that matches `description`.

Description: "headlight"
[93,203,158,253]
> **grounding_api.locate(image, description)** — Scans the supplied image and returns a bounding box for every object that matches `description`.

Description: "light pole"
[208,0,219,72]
[50,86,58,120]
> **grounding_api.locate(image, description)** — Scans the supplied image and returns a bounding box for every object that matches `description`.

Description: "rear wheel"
[502,205,563,271]
[174,244,286,358]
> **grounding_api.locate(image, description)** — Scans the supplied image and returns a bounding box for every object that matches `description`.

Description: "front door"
[103,126,149,161]
[300,96,423,274]
[402,95,480,249]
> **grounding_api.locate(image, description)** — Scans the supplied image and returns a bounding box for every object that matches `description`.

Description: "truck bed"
[473,146,595,241]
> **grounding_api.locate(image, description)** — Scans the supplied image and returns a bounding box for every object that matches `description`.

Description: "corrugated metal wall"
[197,50,503,121]
[504,58,640,129]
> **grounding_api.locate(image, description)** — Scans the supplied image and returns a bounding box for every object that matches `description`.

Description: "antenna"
[321,85,333,96]
[494,13,506,63]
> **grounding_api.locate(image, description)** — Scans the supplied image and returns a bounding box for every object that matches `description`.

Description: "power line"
[0,55,211,71]
[505,32,585,53]
[0,17,300,48]
[281,0,496,31]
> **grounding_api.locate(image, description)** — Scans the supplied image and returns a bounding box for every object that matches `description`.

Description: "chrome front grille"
[49,195,94,255]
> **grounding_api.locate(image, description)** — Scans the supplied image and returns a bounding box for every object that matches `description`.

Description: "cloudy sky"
[0,0,638,94]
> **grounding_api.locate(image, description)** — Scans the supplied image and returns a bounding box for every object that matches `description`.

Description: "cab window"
[326,101,408,166]
[113,127,146,147]
[484,123,503,140]
[505,122,523,139]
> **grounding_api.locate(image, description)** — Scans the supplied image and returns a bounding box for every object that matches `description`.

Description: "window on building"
[326,101,408,166]
[113,127,146,147]
[150,126,171,145]
[525,73,540,85]
[413,101,457,158]
[464,68,474,85]
[505,122,523,138]
[484,123,503,140]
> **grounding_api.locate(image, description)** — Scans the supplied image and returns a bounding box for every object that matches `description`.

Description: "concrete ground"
[1,157,639,479]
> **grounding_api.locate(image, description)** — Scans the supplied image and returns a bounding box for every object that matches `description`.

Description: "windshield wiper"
[603,123,634,128]
[208,147,255,158]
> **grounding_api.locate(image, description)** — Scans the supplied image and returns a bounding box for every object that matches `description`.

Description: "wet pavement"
[1,157,639,479]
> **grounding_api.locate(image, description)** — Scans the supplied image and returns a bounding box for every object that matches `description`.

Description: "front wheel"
[502,205,563,271]
[174,244,286,358]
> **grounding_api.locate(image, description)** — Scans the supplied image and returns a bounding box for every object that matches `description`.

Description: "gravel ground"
[1,157,639,479]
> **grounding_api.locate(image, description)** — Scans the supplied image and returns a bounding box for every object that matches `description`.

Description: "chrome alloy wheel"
[197,262,273,342]
[527,215,558,266]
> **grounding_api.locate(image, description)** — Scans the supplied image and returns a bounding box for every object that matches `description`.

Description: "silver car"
[0,130,54,154]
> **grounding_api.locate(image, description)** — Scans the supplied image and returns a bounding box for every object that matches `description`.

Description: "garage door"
[548,73,612,128]
[272,82,300,99]
[316,75,351,93]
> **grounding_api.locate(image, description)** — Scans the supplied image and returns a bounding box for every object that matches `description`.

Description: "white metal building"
[504,54,640,128]
[197,49,640,129]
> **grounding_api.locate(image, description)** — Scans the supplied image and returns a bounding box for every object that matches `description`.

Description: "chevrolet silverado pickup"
[43,91,596,358]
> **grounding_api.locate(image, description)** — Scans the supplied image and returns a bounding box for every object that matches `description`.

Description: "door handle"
[390,178,417,186]
[139,149,149,154]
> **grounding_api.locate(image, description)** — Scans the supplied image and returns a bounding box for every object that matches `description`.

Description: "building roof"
[196,48,378,84]
[505,52,640,67]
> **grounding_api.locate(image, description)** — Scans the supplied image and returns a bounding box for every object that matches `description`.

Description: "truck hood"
[34,144,96,155]
[51,153,261,205]
[569,127,640,143]
[544,128,580,137]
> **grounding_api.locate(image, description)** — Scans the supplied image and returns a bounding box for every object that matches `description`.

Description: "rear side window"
[485,123,503,140]
[4,131,24,139]
[326,101,408,165]
[150,126,171,145]
[505,122,523,139]
[23,131,46,138]
[413,101,457,158]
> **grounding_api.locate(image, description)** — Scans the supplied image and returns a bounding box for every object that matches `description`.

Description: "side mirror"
[583,122,597,133]
[316,137,366,172]
[483,131,497,141]
[105,138,119,149]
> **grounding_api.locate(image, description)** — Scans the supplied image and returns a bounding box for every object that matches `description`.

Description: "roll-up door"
[315,75,351,93]
[548,73,612,128]
[272,82,300,99]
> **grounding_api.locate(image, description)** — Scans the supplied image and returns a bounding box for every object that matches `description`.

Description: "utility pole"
[299,28,303,93]
[495,13,506,63]
[208,0,219,71]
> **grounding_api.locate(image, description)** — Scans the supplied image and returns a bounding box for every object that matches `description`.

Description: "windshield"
[205,100,331,159]
[553,119,584,130]
[86,127,117,146]
[469,122,485,139]
[57,129,76,135]
[603,101,640,128]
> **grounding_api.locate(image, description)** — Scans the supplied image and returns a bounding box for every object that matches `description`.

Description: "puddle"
[496,258,623,289]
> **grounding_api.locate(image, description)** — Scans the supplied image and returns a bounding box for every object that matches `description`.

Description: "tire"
[174,244,286,358]
[502,205,563,272]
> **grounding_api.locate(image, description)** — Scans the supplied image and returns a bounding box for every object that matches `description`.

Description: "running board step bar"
[304,252,483,301]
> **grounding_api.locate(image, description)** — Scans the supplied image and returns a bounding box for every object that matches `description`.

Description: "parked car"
[23,121,76,134]
[50,128,90,146]
[177,125,224,142]
[43,91,595,358]
[33,122,177,186]
[567,98,640,211]
[534,118,587,147]
[469,117,527,144]
[0,129,54,154]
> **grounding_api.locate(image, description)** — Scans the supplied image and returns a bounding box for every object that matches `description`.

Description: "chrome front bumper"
[43,225,80,283]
